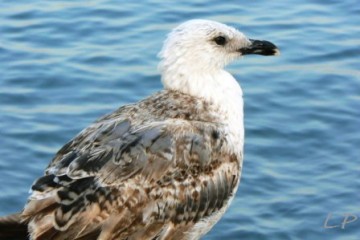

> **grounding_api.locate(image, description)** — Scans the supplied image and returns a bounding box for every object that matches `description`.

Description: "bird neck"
[161,66,245,155]
[162,66,243,121]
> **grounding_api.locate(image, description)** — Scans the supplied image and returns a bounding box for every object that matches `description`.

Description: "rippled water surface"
[1,1,359,239]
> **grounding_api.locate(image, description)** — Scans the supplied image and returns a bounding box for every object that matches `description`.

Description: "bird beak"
[240,39,280,56]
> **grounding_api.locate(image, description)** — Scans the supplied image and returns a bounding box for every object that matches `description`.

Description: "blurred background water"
[0,0,359,239]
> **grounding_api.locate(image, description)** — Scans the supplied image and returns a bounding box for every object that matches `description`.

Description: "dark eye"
[213,36,227,46]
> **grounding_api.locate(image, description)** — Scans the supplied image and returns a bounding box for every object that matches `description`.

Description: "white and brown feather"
[22,90,242,240]
[10,19,257,240]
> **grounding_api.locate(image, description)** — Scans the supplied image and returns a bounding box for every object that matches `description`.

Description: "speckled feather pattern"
[24,90,242,240]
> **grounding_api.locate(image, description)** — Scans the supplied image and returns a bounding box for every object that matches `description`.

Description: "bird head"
[159,19,279,73]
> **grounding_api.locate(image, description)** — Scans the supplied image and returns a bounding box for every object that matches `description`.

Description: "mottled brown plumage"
[22,90,241,240]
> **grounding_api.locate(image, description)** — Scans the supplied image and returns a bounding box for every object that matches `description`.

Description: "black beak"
[240,39,280,56]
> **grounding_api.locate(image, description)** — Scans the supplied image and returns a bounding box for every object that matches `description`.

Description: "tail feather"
[0,213,29,240]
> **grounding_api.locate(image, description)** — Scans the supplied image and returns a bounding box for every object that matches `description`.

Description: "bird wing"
[23,100,242,240]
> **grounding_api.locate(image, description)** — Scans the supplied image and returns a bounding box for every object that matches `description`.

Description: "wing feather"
[23,91,242,239]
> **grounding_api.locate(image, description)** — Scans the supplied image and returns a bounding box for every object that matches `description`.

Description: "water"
[0,1,359,239]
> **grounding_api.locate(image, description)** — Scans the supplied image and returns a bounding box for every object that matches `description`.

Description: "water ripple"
[1,0,359,239]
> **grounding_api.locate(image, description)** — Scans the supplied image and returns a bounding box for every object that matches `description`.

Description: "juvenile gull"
[0,19,279,240]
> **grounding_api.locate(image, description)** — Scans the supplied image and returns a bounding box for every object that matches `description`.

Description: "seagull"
[0,19,279,240]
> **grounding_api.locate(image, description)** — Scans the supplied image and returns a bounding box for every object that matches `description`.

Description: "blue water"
[0,1,359,239]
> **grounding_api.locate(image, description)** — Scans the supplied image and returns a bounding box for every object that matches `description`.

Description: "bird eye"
[213,36,227,46]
